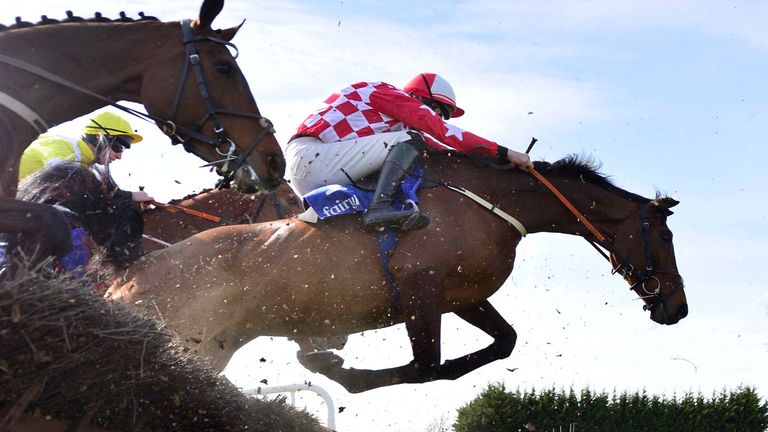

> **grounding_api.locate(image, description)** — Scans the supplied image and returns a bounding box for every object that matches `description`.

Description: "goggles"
[106,135,133,152]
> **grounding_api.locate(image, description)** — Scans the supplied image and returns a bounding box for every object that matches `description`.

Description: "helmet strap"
[417,96,450,120]
[420,74,436,100]
[418,74,450,120]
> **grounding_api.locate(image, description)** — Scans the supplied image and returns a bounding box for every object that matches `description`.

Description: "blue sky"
[3,1,767,431]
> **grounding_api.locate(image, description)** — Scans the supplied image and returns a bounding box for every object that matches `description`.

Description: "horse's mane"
[533,154,652,203]
[0,11,159,32]
[16,163,144,271]
[169,187,217,205]
[429,150,653,203]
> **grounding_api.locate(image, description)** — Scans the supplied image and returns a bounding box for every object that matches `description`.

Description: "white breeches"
[285,130,412,197]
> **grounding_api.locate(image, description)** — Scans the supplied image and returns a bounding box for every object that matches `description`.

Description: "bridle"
[587,206,685,318]
[0,19,275,187]
[166,19,276,187]
[246,190,291,222]
[526,166,685,319]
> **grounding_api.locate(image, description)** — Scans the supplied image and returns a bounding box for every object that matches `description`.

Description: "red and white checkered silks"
[298,82,406,143]
[295,81,499,157]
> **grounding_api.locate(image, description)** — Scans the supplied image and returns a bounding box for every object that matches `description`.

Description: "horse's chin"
[649,303,687,325]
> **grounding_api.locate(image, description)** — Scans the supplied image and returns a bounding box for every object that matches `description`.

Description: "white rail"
[242,383,336,430]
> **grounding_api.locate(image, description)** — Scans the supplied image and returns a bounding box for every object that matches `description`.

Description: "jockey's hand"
[507,150,532,169]
[131,190,154,202]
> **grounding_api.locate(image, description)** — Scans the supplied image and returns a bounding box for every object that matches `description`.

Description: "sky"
[3,1,768,431]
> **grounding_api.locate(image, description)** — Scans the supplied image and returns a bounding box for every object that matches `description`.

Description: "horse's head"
[610,197,687,325]
[269,182,305,218]
[141,0,284,192]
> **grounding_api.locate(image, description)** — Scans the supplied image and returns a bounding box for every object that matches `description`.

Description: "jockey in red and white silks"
[289,80,526,192]
[286,73,530,231]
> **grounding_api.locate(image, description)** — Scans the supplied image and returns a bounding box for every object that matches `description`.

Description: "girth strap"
[442,182,527,237]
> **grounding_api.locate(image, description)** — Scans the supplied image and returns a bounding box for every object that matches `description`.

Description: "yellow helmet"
[83,111,143,143]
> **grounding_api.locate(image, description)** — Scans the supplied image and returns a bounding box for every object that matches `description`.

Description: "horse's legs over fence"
[296,273,520,393]
[439,300,517,380]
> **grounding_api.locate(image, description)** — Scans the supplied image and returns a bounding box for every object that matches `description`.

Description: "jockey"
[19,111,154,202]
[285,73,531,232]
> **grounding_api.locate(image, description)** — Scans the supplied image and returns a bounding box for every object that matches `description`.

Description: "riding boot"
[362,136,430,232]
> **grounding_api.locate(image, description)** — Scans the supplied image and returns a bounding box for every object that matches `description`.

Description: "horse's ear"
[198,0,224,30]
[217,20,244,42]
[652,197,679,214]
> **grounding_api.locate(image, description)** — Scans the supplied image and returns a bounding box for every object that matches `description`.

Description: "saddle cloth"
[300,166,423,222]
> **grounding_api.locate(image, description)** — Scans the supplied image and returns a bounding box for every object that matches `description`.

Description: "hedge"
[454,384,768,432]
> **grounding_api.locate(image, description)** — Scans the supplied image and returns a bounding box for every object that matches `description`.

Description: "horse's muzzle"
[650,301,688,325]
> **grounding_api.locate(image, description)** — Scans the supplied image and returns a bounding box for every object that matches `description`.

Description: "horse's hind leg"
[438,300,517,380]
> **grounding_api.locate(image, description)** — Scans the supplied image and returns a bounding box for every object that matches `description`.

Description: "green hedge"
[453,384,768,432]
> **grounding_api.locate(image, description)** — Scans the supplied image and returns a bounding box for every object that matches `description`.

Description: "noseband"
[589,205,685,318]
[165,19,276,186]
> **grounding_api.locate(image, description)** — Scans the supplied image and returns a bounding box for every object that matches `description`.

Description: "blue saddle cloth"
[59,227,91,279]
[303,166,423,220]
[0,228,91,279]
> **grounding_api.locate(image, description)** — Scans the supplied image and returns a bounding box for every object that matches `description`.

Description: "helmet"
[403,73,465,118]
[83,111,143,143]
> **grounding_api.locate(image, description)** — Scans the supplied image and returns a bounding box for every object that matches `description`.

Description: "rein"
[0,19,274,183]
[148,200,221,223]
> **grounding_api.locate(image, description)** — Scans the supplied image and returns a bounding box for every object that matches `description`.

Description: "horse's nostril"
[679,303,689,319]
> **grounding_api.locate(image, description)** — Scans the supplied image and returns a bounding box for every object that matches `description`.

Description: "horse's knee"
[495,326,517,358]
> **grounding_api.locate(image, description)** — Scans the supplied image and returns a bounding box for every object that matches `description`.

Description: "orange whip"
[148,200,221,223]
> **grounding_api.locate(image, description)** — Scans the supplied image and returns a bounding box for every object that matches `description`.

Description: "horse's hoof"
[299,351,344,373]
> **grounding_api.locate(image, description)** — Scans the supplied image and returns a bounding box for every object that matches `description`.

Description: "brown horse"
[0,0,284,264]
[141,183,304,252]
[107,153,688,393]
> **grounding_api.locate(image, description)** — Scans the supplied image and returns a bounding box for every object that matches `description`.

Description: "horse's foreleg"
[439,300,517,380]
[399,271,443,370]
[294,272,446,393]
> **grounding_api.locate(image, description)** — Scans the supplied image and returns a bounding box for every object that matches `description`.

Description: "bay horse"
[0,0,284,264]
[107,153,688,393]
[141,183,304,252]
[4,162,143,277]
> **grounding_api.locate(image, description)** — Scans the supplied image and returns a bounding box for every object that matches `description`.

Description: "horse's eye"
[215,62,232,75]
[661,232,673,242]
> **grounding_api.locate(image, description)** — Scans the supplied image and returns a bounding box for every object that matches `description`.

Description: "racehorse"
[141,183,304,252]
[107,153,688,393]
[5,162,143,276]
[0,0,284,265]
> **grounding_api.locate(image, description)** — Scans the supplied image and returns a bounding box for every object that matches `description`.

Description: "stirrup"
[400,200,429,231]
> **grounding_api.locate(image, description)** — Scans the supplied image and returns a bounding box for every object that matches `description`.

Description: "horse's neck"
[0,21,175,130]
[516,176,641,240]
[432,155,641,241]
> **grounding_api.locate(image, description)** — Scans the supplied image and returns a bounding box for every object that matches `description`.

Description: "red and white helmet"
[403,72,465,118]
